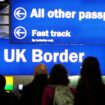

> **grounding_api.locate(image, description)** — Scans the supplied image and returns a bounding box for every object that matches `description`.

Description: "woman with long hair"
[74,56,105,105]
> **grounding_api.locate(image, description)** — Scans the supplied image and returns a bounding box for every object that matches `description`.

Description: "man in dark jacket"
[20,64,49,105]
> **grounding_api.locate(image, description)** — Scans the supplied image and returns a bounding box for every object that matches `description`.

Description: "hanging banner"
[0,39,105,75]
[10,0,105,44]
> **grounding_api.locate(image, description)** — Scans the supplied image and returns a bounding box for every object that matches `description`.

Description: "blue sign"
[0,39,105,75]
[10,0,105,44]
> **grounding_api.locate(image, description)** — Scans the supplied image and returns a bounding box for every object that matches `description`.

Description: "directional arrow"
[16,10,26,18]
[14,7,27,20]
[14,26,27,39]
[15,29,26,37]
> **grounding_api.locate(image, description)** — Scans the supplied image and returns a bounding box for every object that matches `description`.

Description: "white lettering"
[51,30,71,37]
[30,8,45,18]
[16,49,27,62]
[69,52,78,62]
[32,49,43,62]
[59,50,68,62]
[44,53,53,62]
[4,49,27,62]
[32,49,85,63]
[79,53,85,62]
[4,49,15,62]
[47,9,76,19]
[79,11,105,21]
[53,53,59,62]
[32,30,49,37]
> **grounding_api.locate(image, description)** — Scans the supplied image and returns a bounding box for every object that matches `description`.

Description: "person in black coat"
[20,64,49,105]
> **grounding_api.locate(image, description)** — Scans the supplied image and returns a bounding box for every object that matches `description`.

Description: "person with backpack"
[42,64,75,105]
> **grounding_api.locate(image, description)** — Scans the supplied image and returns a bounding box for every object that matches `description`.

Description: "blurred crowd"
[0,56,105,105]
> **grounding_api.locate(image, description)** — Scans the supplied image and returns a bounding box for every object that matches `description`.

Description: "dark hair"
[0,74,6,90]
[74,56,105,105]
[80,56,102,86]
[34,74,49,87]
[49,64,69,85]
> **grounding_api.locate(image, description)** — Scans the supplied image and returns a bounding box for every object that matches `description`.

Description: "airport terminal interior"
[1,0,105,93]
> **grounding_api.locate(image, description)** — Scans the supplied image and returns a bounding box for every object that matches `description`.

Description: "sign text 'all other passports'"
[10,0,105,44]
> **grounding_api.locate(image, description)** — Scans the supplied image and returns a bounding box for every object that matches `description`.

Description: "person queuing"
[74,56,105,105]
[42,64,75,105]
[0,74,14,105]
[20,64,49,105]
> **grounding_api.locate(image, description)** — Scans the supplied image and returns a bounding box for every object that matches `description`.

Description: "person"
[20,64,49,105]
[0,74,14,105]
[74,56,105,105]
[42,64,75,105]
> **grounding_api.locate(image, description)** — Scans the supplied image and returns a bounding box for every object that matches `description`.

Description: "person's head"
[80,56,102,85]
[34,64,48,77]
[0,74,6,91]
[49,64,69,85]
[33,64,49,97]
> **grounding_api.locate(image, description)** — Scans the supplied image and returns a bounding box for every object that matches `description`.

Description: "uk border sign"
[1,39,105,75]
